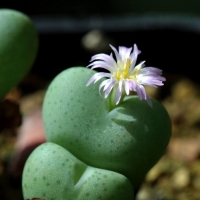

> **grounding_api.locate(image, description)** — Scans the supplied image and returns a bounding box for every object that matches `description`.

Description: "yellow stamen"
[114,58,133,80]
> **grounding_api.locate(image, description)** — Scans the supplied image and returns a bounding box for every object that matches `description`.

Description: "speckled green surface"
[42,67,171,187]
[22,142,134,200]
[22,66,171,199]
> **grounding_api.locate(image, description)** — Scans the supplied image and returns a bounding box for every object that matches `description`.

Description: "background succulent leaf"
[0,9,38,99]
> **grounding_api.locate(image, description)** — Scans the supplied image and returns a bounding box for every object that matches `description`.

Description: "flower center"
[114,58,131,80]
[113,58,142,82]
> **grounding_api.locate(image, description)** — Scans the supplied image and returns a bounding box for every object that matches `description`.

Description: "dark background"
[1,1,200,81]
[1,0,200,15]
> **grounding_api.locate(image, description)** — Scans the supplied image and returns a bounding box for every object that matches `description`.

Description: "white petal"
[119,46,132,59]
[86,72,111,86]
[129,44,141,69]
[86,74,98,86]
[124,80,130,95]
[88,60,115,72]
[116,86,122,104]
[118,80,123,92]
[103,79,114,91]
[91,53,117,67]
[136,66,166,86]
[104,80,117,98]
[140,67,163,75]
[132,44,141,56]
[93,73,111,83]
[137,76,165,87]
[99,79,111,96]
[109,45,121,61]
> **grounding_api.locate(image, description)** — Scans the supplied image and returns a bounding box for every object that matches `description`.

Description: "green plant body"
[22,67,171,200]
[0,9,38,99]
[23,142,134,200]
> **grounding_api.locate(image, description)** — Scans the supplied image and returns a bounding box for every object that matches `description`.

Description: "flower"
[86,44,166,107]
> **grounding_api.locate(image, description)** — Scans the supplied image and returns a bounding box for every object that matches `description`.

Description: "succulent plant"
[22,66,171,200]
[23,142,134,200]
[0,8,38,99]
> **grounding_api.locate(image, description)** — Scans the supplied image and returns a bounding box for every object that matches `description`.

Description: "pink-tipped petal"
[136,85,146,100]
[110,44,121,61]
[140,67,163,74]
[129,80,137,91]
[118,46,132,59]
[130,44,141,67]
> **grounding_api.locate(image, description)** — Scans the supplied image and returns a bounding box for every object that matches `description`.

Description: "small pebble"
[171,167,190,189]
